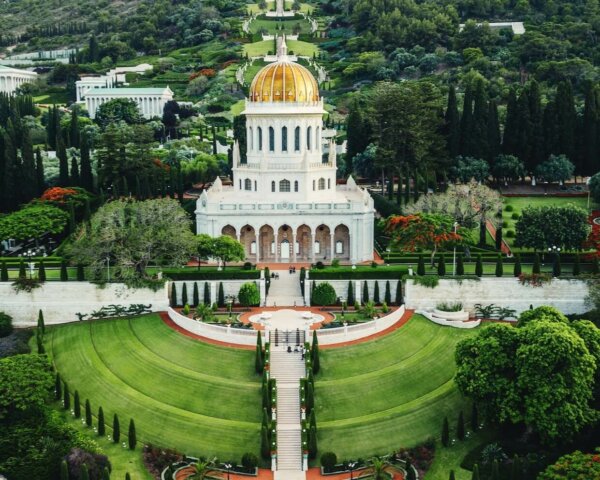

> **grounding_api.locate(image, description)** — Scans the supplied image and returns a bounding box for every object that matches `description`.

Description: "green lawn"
[47,314,261,464]
[243,39,317,57]
[249,17,313,35]
[316,315,476,461]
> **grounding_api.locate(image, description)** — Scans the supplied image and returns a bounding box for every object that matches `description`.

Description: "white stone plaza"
[196,40,374,264]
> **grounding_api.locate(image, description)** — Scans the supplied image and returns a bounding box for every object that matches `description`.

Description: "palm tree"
[191,459,223,479]
[368,457,393,480]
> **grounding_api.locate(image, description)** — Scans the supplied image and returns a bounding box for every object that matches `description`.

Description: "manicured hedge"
[310,266,407,280]
[163,269,260,280]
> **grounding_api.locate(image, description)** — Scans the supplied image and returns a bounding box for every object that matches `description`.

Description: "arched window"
[250,241,257,254]
[327,178,331,189]
[269,127,275,152]
[314,241,321,254]
[294,180,299,192]
[307,126,312,151]
[271,181,276,192]
[336,241,344,254]
[316,126,320,150]
[254,180,257,191]
[248,126,253,151]
[294,126,300,151]
[279,179,291,192]
[258,127,263,151]
[312,180,316,191]
[318,178,325,190]
[281,126,288,151]
[245,178,252,191]
[239,179,242,189]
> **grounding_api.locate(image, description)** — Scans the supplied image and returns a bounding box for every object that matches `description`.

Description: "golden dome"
[249,59,319,103]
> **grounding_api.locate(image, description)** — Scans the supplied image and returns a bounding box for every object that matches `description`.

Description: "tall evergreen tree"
[113,413,120,443]
[21,128,37,202]
[69,107,80,148]
[459,84,474,155]
[35,148,45,195]
[80,133,94,192]
[74,390,81,418]
[543,99,559,160]
[502,88,519,156]
[70,153,80,185]
[555,81,577,164]
[515,90,532,171]
[85,399,92,426]
[445,84,460,158]
[1,126,18,211]
[527,80,545,170]
[582,82,600,175]
[57,132,69,186]
[128,419,137,449]
[487,100,501,163]
[98,406,105,436]
[470,79,489,160]
[345,99,370,172]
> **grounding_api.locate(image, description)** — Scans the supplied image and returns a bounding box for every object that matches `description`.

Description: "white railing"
[168,308,264,345]
[315,305,405,345]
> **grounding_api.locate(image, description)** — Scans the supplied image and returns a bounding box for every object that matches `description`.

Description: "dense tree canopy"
[0,203,69,242]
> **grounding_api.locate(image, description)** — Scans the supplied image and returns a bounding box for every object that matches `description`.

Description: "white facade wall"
[85,88,173,119]
[308,279,401,305]
[0,67,37,94]
[405,277,589,315]
[0,282,169,326]
[170,279,264,306]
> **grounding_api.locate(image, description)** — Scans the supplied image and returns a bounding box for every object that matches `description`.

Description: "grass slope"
[316,315,475,460]
[48,314,261,460]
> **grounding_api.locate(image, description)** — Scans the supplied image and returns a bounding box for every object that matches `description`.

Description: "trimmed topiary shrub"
[456,254,464,276]
[417,254,425,275]
[312,282,337,306]
[438,254,446,276]
[128,419,137,450]
[511,212,519,220]
[513,253,522,277]
[181,283,188,307]
[239,282,260,306]
[495,254,503,277]
[506,230,515,238]
[321,452,337,472]
[98,407,105,436]
[113,413,120,443]
[505,205,513,212]
[475,254,483,277]
[0,312,13,337]
[441,416,449,447]
[241,452,258,470]
[218,282,225,307]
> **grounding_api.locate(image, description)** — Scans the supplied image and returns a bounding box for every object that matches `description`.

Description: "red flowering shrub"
[40,187,79,203]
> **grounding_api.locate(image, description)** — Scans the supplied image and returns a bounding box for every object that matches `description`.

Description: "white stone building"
[75,63,153,102]
[0,65,37,94]
[196,41,374,264]
[85,86,174,119]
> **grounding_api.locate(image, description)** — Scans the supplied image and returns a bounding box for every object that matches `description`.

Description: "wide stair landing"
[270,347,306,480]
[267,270,305,307]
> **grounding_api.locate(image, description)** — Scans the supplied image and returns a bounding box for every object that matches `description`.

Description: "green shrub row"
[163,270,260,280]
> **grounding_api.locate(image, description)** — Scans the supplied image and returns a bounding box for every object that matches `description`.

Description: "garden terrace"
[46,314,261,460]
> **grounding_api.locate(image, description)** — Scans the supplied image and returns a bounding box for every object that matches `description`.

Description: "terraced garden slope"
[316,315,476,459]
[48,314,261,459]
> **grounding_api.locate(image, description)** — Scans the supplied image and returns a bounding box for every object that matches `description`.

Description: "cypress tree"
[527,79,545,170]
[81,464,89,480]
[446,84,460,158]
[555,80,577,164]
[449,471,455,480]
[85,399,92,426]
[471,403,478,431]
[475,253,483,277]
[37,309,45,334]
[193,282,199,307]
[67,202,76,235]
[582,82,600,175]
[113,413,120,443]
[495,254,503,277]
[77,264,85,281]
[181,283,188,307]
[21,128,37,202]
[384,280,391,304]
[347,281,354,305]
[513,253,522,277]
[74,390,81,418]
[373,281,380,304]
[345,99,369,172]
[261,427,270,459]
[456,411,465,440]
[262,408,269,432]
[441,416,449,447]
[63,381,70,410]
[417,254,425,275]
[308,425,317,459]
[1,262,8,281]
[262,382,270,410]
[593,257,599,274]
[128,419,137,449]
[218,282,225,307]
[532,253,541,274]
[70,107,80,148]
[543,99,559,160]
[35,148,45,195]
[171,282,177,307]
[515,90,532,170]
[38,260,46,282]
[438,254,446,276]
[456,254,464,275]
[57,133,69,186]
[98,406,105,436]
[60,459,69,480]
[102,467,110,480]
[204,282,210,305]
[503,88,519,156]
[459,83,474,155]
[80,133,94,192]
[36,329,45,354]
[70,153,79,185]
[470,78,489,160]
[312,330,320,374]
[60,260,68,281]
[553,253,561,277]
[307,379,315,412]
[479,221,487,246]
[487,100,501,163]
[309,409,317,432]
[55,372,62,400]
[495,227,503,251]
[395,280,403,305]
[126,474,131,480]
[255,344,264,373]
[471,464,480,480]
[573,254,581,276]
[19,259,26,279]
[362,281,369,303]
[405,460,416,480]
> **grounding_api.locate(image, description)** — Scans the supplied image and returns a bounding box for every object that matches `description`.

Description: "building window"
[316,126,320,150]
[280,179,291,192]
[271,181,276,192]
[254,180,257,191]
[295,126,300,151]
[312,180,315,191]
[295,241,300,254]
[269,127,275,152]
[282,126,288,151]
[336,241,344,254]
[258,127,263,151]
[271,241,275,254]
[294,180,299,192]
[327,178,331,189]
[249,127,253,151]
[250,241,257,254]
[239,179,242,190]
[318,178,325,190]
[307,126,312,151]
[314,241,321,254]
[244,178,252,191]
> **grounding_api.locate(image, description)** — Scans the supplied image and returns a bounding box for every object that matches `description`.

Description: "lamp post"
[548,245,561,275]
[24,249,35,279]
[340,296,345,319]
[226,295,234,320]
[452,222,459,276]
[223,462,232,480]
[348,461,357,480]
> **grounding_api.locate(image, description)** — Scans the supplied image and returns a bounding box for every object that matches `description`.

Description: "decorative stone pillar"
[274,233,279,262]
[329,229,335,261]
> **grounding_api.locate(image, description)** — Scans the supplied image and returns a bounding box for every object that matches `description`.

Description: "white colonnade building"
[196,40,374,264]
[75,63,152,102]
[0,65,37,94]
[84,86,174,119]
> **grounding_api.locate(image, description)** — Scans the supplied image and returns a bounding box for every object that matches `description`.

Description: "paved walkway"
[266,270,305,306]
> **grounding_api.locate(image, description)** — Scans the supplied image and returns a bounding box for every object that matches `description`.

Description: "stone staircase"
[270,347,306,479]
[266,271,305,307]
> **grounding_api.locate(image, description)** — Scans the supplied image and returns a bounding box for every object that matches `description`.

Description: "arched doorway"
[280,239,291,260]
[314,224,331,261]
[221,225,236,239]
[296,224,312,261]
[240,225,257,261]
[259,225,275,262]
[277,225,292,262]
[334,224,350,261]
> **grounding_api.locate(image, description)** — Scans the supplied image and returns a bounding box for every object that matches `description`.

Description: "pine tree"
[57,133,69,186]
[395,280,403,305]
[74,390,81,418]
[98,406,105,436]
[456,411,465,440]
[438,254,446,276]
[362,281,369,303]
[218,282,225,307]
[171,282,178,307]
[471,403,478,430]
[308,425,317,459]
[80,133,94,192]
[113,413,120,443]
[1,262,8,281]
[456,254,464,275]
[573,254,581,276]
[35,148,45,195]
[181,283,188,307]
[446,84,460,158]
[60,459,69,480]
[513,253,522,277]
[193,282,199,307]
[85,399,92,426]
[495,254,503,277]
[60,260,68,281]
[63,381,70,410]
[55,372,62,400]
[373,281,380,304]
[204,282,211,305]
[128,419,137,449]
[384,280,391,304]
[441,416,449,446]
[37,309,45,333]
[417,254,425,275]
[532,253,541,274]
[347,281,354,305]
